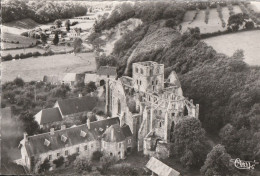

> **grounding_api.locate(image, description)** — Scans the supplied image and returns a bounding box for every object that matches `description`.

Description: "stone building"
[18,117,132,173]
[97,66,117,86]
[105,61,199,158]
[54,95,98,119]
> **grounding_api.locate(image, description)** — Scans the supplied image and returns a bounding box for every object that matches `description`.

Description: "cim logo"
[230,158,259,170]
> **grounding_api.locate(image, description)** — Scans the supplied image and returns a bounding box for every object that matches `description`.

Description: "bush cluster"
[1,51,53,61]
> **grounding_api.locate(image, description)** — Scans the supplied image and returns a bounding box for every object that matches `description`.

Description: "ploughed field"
[203,30,260,66]
[2,52,96,83]
[180,6,242,34]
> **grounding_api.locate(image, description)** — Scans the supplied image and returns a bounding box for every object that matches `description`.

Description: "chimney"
[78,93,82,98]
[50,128,55,135]
[87,118,90,129]
[111,127,114,141]
[24,132,28,142]
[61,125,66,130]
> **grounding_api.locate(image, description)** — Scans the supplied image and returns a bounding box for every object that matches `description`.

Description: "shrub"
[67,153,79,164]
[2,54,13,61]
[20,53,25,59]
[25,52,33,58]
[74,157,92,173]
[71,21,79,26]
[32,51,42,57]
[14,54,20,59]
[91,151,103,161]
[16,41,19,44]
[99,155,116,174]
[53,156,64,168]
[38,158,51,173]
[21,32,29,37]
[96,110,104,116]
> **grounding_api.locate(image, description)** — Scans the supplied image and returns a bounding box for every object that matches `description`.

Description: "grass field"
[2,47,46,57]
[181,6,243,34]
[250,1,260,12]
[203,30,260,65]
[2,52,96,83]
[3,18,39,29]
[1,32,37,49]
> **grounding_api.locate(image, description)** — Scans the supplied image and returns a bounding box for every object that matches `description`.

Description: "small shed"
[146,157,181,176]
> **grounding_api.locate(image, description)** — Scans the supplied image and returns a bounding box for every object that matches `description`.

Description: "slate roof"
[56,96,98,116]
[24,117,119,156]
[90,117,120,136]
[102,124,132,142]
[121,124,132,138]
[35,108,62,125]
[97,66,117,76]
[146,157,181,176]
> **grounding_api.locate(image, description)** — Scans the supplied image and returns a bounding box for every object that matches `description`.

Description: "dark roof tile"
[97,66,117,76]
[57,96,98,116]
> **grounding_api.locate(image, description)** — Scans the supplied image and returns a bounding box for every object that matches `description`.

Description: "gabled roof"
[97,66,117,76]
[35,108,62,125]
[146,157,181,176]
[57,96,97,116]
[23,117,120,156]
[121,124,132,138]
[102,124,132,142]
[90,117,120,136]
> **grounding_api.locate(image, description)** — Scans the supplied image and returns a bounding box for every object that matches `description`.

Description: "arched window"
[159,121,162,127]
[150,69,153,76]
[135,67,139,73]
[141,69,144,74]
[118,99,121,114]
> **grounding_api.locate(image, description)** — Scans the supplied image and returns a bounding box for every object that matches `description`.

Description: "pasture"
[250,1,260,12]
[2,47,46,57]
[203,30,260,66]
[2,52,96,83]
[180,5,243,34]
[1,32,37,49]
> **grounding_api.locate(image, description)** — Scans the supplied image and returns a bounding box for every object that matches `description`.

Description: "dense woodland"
[91,1,260,175]
[1,0,87,23]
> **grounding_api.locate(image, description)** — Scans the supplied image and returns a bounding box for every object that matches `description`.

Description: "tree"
[65,20,71,32]
[53,32,59,45]
[19,112,39,135]
[200,144,237,176]
[73,37,83,53]
[83,81,97,94]
[173,118,210,168]
[232,49,244,60]
[54,19,62,28]
[74,157,92,174]
[40,33,47,45]
[53,156,64,168]
[100,155,116,174]
[245,21,254,29]
[14,77,25,87]
[228,13,249,31]
[38,158,51,173]
[91,151,103,161]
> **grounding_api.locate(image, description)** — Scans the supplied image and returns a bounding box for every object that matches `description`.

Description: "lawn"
[203,30,260,66]
[2,52,96,83]
[1,32,37,49]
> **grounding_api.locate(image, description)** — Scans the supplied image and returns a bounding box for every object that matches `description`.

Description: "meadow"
[1,32,37,49]
[180,6,243,34]
[250,1,260,12]
[2,52,96,83]
[203,30,260,65]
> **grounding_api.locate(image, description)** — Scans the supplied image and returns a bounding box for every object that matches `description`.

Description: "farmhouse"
[105,61,199,158]
[67,28,81,39]
[18,117,133,173]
